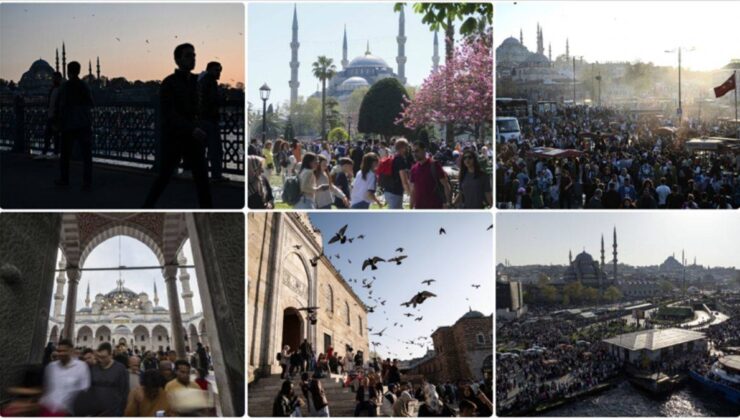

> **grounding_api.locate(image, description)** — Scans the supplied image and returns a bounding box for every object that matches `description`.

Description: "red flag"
[714,73,736,98]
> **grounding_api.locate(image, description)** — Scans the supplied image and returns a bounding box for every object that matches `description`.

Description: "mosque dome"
[460,310,485,320]
[348,53,390,69]
[18,59,55,93]
[339,76,369,92]
[524,52,550,67]
[501,37,522,48]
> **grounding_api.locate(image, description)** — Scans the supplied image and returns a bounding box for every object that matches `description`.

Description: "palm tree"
[312,56,337,140]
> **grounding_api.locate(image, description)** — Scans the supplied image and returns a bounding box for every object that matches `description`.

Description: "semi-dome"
[524,52,550,66]
[339,76,369,91]
[348,53,390,69]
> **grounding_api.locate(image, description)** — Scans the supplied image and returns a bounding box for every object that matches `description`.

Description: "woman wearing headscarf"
[248,155,274,209]
[417,383,454,417]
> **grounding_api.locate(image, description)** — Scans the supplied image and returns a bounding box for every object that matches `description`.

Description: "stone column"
[63,268,81,342]
[53,258,67,317]
[177,255,195,315]
[263,213,284,373]
[163,264,186,358]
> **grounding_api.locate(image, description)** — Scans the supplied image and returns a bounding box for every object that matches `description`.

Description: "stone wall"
[0,213,61,401]
[452,316,493,381]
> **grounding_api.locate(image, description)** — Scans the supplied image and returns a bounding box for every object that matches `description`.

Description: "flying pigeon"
[487,224,493,231]
[396,247,404,253]
[401,291,437,308]
[357,235,365,240]
[439,228,446,235]
[329,225,349,244]
[403,313,414,317]
[421,279,436,286]
[362,257,385,271]
[371,327,387,337]
[366,305,376,313]
[471,284,481,289]
[415,316,423,321]
[387,255,407,265]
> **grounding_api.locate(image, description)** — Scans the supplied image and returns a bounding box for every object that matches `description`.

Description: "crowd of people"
[271,342,493,417]
[496,106,740,209]
[247,136,492,210]
[1,340,216,417]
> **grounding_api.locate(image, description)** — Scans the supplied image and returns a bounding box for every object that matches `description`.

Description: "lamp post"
[665,47,694,121]
[347,115,352,143]
[259,83,271,143]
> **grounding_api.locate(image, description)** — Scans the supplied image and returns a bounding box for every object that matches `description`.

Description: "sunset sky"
[0,3,244,86]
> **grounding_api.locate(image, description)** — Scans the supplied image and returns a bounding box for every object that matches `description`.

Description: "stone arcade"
[248,213,369,382]
[0,213,244,416]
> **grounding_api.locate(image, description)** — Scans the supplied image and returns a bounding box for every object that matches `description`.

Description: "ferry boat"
[689,355,740,405]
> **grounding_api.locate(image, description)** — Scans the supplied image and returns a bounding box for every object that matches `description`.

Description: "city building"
[603,328,707,363]
[558,228,618,289]
[247,213,369,382]
[404,310,492,383]
[496,276,526,319]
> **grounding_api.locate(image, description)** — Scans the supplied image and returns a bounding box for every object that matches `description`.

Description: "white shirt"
[39,359,91,413]
[655,184,671,205]
[351,171,376,206]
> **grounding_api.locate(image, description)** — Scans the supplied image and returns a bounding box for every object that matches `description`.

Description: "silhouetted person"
[56,61,94,190]
[144,43,212,208]
[42,72,63,157]
[199,61,224,181]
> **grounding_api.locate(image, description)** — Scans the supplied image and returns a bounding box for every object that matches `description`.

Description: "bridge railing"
[0,98,244,176]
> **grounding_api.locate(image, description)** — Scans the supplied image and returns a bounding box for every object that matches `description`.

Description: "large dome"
[574,251,595,265]
[29,59,54,73]
[339,76,369,92]
[501,37,522,48]
[348,53,390,69]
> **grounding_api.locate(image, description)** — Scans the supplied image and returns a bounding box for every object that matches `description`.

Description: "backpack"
[282,176,301,205]
[276,352,282,361]
[376,156,395,190]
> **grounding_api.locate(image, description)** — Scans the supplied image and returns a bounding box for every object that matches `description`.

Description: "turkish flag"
[714,73,736,98]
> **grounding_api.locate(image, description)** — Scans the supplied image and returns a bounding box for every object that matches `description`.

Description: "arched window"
[476,333,485,345]
[325,285,334,313]
[358,315,363,335]
[345,302,350,326]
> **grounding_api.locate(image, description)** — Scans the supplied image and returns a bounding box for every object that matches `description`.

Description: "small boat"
[689,355,740,405]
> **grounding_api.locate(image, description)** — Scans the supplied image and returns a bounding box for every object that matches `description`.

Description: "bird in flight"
[471,284,481,289]
[357,234,365,240]
[439,228,446,235]
[366,305,376,313]
[396,247,404,253]
[362,257,385,271]
[403,313,414,317]
[487,224,493,231]
[414,316,423,321]
[371,327,387,337]
[115,37,121,42]
[329,225,349,244]
[421,279,436,286]
[401,291,437,308]
[387,255,407,265]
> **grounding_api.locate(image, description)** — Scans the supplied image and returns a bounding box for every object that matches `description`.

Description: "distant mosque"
[559,227,618,289]
[17,42,104,96]
[289,4,440,105]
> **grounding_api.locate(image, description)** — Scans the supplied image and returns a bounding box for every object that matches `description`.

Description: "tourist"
[655,177,671,209]
[38,339,90,416]
[262,140,275,179]
[455,150,493,209]
[314,155,349,209]
[82,348,97,368]
[410,141,451,209]
[195,368,209,391]
[354,377,378,417]
[128,355,142,391]
[279,345,291,379]
[142,351,158,371]
[381,383,397,416]
[392,385,414,417]
[42,71,63,157]
[198,61,225,181]
[458,399,478,417]
[159,360,175,383]
[273,380,303,417]
[586,188,603,209]
[56,61,94,190]
[330,157,354,209]
[381,138,412,209]
[350,153,384,209]
[417,383,455,416]
[164,360,200,398]
[294,152,329,209]
[144,43,212,208]
[248,155,274,209]
[301,373,330,416]
[124,369,169,416]
[87,342,130,416]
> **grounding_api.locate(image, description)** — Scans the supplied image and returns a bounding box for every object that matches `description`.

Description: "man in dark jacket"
[144,43,212,208]
[198,61,224,181]
[56,61,94,189]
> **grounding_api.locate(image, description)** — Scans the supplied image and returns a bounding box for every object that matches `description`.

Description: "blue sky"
[248,2,443,106]
[52,236,202,316]
[496,1,740,71]
[496,212,739,268]
[310,212,493,360]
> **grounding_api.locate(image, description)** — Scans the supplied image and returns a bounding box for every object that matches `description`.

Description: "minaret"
[682,249,686,295]
[341,25,349,69]
[178,254,195,315]
[548,43,552,62]
[85,281,91,307]
[53,257,67,317]
[396,4,407,85]
[366,40,371,55]
[519,28,523,44]
[568,249,573,266]
[600,234,606,281]
[153,280,160,307]
[88,60,93,77]
[289,4,300,108]
[432,31,440,72]
[566,38,570,61]
[62,42,67,79]
[55,49,59,72]
[612,227,618,283]
[537,25,544,55]
[96,56,100,80]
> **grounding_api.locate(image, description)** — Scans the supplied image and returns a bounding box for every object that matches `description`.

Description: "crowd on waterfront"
[496,106,740,209]
[247,136,493,209]
[1,339,216,416]
[272,341,493,417]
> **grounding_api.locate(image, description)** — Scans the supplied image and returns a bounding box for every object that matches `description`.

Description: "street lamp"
[665,47,695,121]
[347,115,352,143]
[259,83,271,143]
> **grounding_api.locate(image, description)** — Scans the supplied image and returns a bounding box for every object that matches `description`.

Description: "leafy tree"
[312,56,337,140]
[542,285,559,303]
[562,294,571,306]
[396,3,492,36]
[583,287,600,303]
[284,118,295,141]
[325,97,344,130]
[563,281,584,303]
[659,280,674,295]
[328,127,349,142]
[603,286,623,302]
[358,78,410,141]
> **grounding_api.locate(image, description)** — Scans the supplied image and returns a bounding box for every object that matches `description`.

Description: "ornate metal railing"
[0,98,244,176]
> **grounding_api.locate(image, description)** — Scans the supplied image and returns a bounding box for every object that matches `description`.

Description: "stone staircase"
[248,373,360,417]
